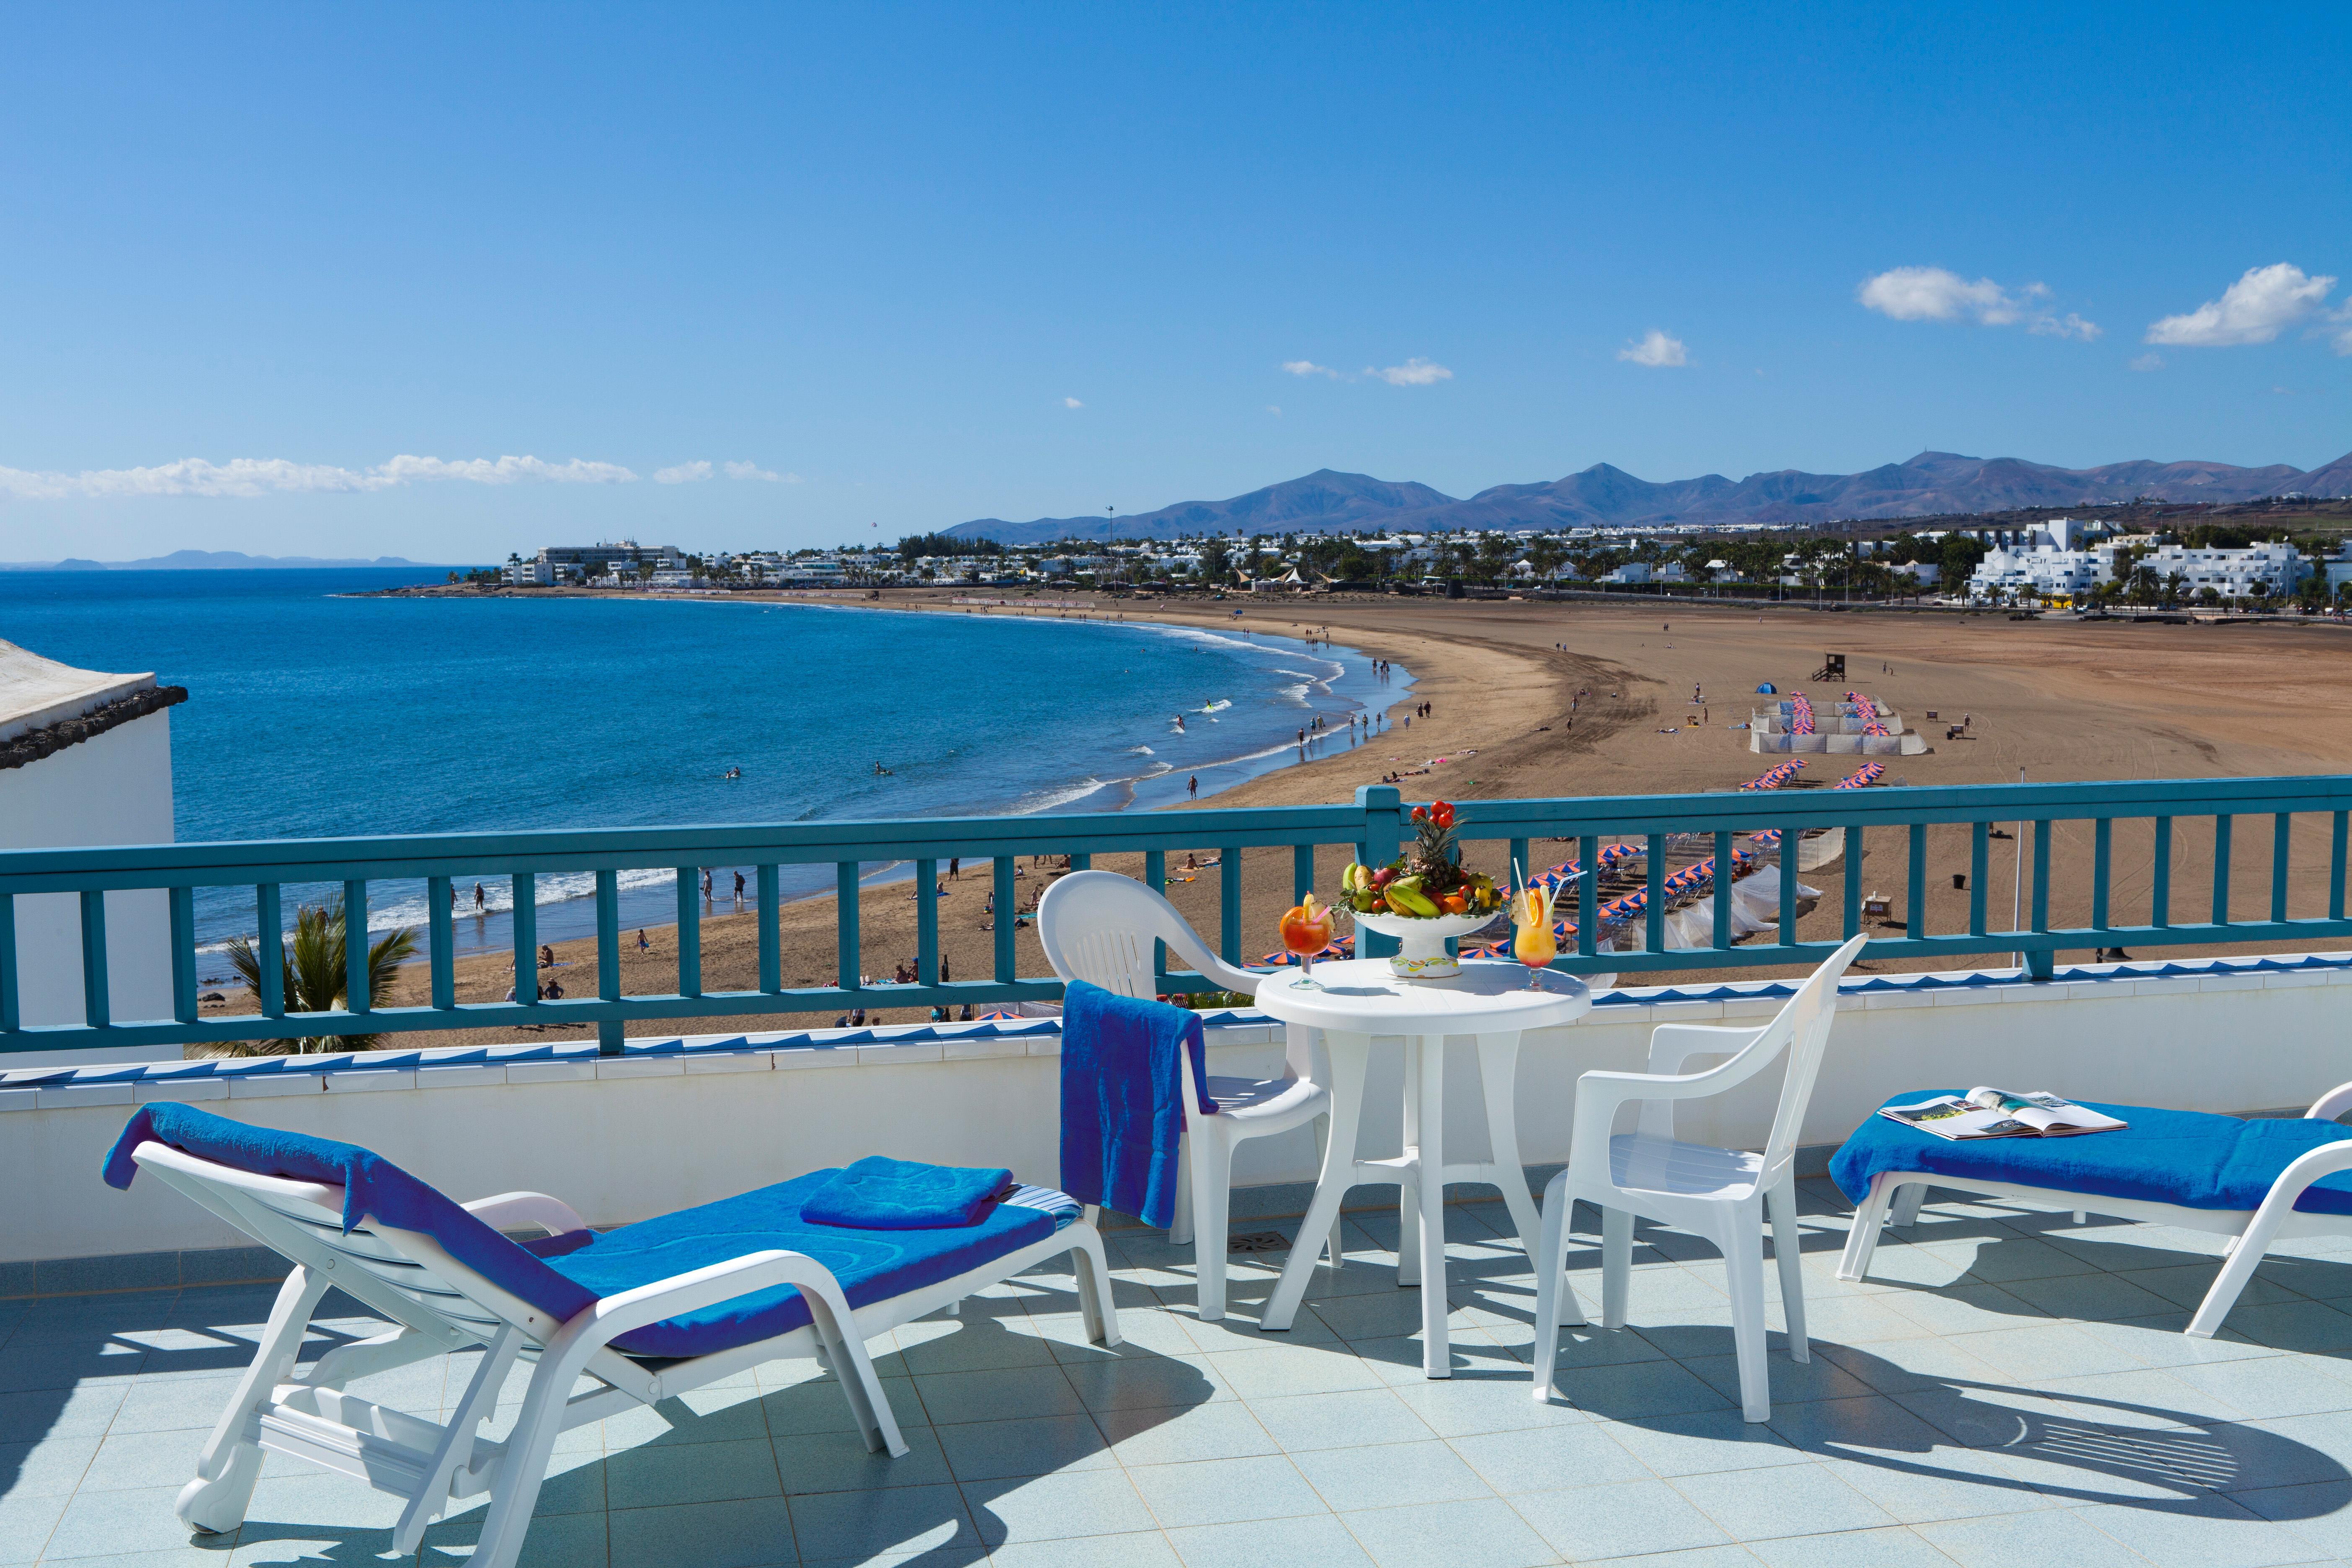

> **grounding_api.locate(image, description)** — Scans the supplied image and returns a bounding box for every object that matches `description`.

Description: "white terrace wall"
[0,713,178,1068]
[8,958,2352,1269]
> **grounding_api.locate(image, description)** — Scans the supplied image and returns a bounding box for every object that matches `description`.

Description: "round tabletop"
[1254,958,1591,1036]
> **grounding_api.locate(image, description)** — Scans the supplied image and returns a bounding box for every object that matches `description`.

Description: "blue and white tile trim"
[6,949,2350,1107]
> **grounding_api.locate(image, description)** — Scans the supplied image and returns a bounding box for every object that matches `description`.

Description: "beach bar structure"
[1751,690,1926,754]
[14,775,2352,1563]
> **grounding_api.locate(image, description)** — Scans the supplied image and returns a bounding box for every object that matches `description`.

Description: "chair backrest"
[131,1143,547,1351]
[1037,871,1259,1000]
[1754,933,1869,1180]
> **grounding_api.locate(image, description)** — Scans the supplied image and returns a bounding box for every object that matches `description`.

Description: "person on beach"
[636,929,650,953]
[948,857,959,880]
[539,944,555,970]
[1188,774,1198,799]
[734,870,746,902]
[701,869,713,899]
[473,882,485,913]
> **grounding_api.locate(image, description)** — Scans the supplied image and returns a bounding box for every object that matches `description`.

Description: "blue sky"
[3,3,2348,562]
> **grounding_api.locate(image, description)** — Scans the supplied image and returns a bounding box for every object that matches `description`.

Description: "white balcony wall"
[10,959,2352,1269]
[0,711,178,1068]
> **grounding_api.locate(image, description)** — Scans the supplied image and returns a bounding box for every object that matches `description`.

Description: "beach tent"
[1756,683,1776,694]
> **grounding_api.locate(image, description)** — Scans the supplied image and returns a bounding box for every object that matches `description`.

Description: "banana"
[1387,882,1441,917]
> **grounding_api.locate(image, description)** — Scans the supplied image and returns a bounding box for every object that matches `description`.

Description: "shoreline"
[194,591,2352,1049]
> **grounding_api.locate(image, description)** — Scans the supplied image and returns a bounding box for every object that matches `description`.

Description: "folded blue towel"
[1058,980,1216,1230]
[801,1155,1014,1229]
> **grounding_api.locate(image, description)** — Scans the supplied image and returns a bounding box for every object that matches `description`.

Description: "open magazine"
[1878,1086,2128,1141]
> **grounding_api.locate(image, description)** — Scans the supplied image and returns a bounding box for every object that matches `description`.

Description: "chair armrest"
[1573,1063,1750,1153]
[1646,1024,1766,1076]
[2306,1081,2352,1123]
[588,1249,842,1338]
[463,1191,589,1237]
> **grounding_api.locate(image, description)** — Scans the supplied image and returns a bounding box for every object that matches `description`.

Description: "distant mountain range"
[0,550,458,571]
[945,451,2352,543]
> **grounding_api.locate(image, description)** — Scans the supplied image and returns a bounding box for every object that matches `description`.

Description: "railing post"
[1220,845,1243,967]
[1906,824,1927,941]
[79,891,109,1030]
[0,894,15,1038]
[2334,811,2349,923]
[1968,823,1988,935]
[1578,834,1599,959]
[2213,815,2233,928]
[1713,830,1734,950]
[428,875,455,1011]
[169,886,198,1026]
[513,872,538,1008]
[837,861,861,993]
[2027,820,2053,979]
[916,859,939,987]
[2272,813,2292,925]
[1144,850,1167,984]
[993,856,1016,985]
[1294,843,1316,907]
[675,866,700,998]
[257,884,284,1019]
[1777,830,1798,947]
[2091,819,2112,935]
[596,870,623,1055]
[2153,816,2173,928]
[758,864,781,993]
[1644,833,1665,954]
[1355,784,1403,959]
[344,879,369,1016]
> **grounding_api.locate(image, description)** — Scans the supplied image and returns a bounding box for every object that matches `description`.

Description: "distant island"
[0,550,468,571]
[945,449,2352,544]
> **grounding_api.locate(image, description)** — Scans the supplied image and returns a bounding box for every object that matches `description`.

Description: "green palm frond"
[223,897,418,1055]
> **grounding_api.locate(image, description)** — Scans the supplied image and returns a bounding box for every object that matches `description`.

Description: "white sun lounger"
[119,1125,1117,1568]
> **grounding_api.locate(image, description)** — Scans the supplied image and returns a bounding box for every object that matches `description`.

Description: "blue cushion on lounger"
[544,1168,1055,1358]
[801,1155,1014,1230]
[105,1104,1063,1360]
[1831,1091,2352,1215]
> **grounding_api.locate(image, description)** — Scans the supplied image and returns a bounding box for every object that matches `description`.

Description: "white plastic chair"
[1531,932,1868,1421]
[1038,869,1342,1320]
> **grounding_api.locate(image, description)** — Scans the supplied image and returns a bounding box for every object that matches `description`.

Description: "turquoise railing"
[1,777,2349,1056]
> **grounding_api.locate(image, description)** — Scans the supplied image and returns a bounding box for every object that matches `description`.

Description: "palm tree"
[224,898,418,1055]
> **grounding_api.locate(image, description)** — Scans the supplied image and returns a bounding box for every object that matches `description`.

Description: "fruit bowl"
[1347,908,1508,981]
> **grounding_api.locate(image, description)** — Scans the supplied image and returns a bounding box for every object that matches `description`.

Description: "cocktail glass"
[1284,905,1336,990]
[1512,887,1558,990]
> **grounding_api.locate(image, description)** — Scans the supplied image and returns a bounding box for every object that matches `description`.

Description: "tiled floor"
[10,1179,2352,1565]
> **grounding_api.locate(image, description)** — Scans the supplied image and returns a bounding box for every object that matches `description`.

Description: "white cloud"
[2324,304,2352,357]
[1858,266,2100,340]
[1063,397,1084,409]
[1616,330,1688,367]
[2146,263,2336,346]
[654,460,714,484]
[722,461,794,482]
[1266,405,1282,415]
[2131,353,2165,372]
[0,453,637,501]
[1368,358,1452,387]
[1282,360,1341,379]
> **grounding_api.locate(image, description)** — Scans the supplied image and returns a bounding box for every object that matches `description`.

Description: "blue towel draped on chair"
[1058,980,1217,1230]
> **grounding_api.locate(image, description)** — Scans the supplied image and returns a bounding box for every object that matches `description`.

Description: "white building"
[0,642,184,1067]
[1968,545,2105,603]
[2135,542,2303,600]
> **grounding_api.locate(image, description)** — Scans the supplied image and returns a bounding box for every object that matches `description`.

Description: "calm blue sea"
[0,570,1406,959]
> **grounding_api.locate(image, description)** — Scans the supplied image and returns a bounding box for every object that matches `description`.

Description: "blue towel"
[1058,980,1216,1230]
[1830,1091,2352,1215]
[802,1155,1014,1230]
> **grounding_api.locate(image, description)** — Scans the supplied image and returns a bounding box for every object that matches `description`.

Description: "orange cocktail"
[1511,877,1558,990]
[1281,893,1336,989]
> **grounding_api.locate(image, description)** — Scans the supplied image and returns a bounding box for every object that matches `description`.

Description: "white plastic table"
[1253,957,1591,1376]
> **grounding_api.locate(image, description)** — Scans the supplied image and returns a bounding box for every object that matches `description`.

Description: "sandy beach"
[197,590,2352,1050]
